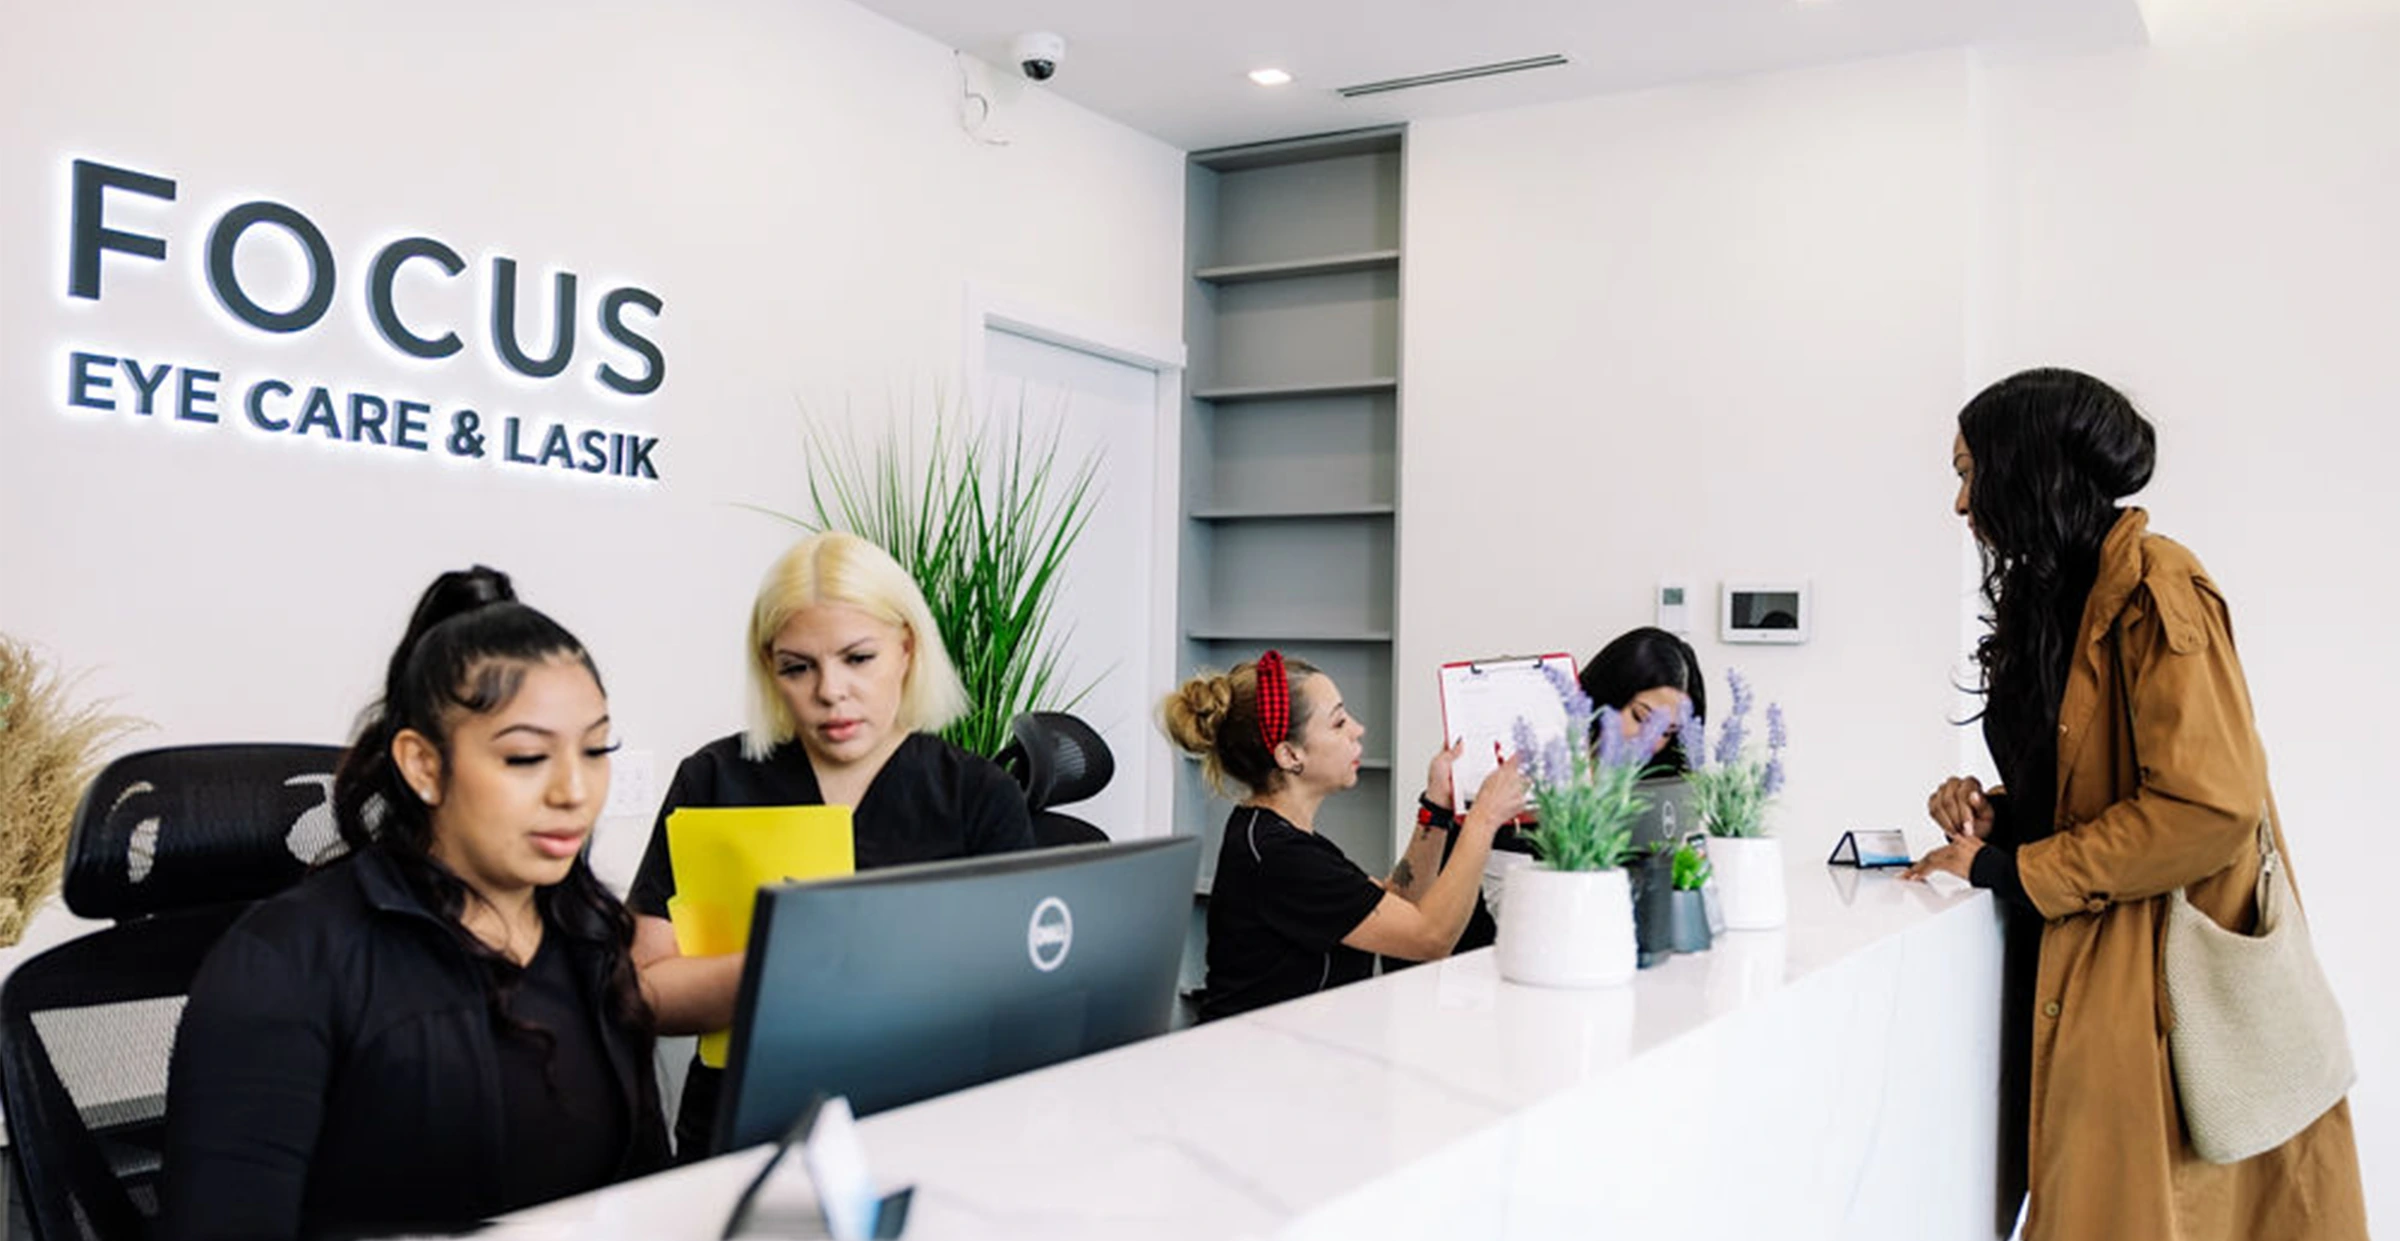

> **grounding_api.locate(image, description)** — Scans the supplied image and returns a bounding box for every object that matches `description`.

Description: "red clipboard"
[1437,652,1576,809]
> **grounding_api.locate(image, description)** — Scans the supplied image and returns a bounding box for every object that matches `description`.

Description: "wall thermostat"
[1655,580,1692,635]
[1721,582,1809,645]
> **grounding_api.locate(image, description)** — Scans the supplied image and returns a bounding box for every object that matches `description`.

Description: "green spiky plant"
[761,401,1104,758]
[1670,842,1713,892]
[0,635,146,945]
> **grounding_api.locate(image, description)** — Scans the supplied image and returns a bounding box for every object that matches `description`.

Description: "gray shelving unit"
[1178,126,1407,893]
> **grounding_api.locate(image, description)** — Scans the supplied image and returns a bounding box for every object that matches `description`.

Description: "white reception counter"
[507,857,2005,1240]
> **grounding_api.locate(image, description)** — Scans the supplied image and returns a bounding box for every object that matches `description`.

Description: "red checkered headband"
[1254,649,1290,753]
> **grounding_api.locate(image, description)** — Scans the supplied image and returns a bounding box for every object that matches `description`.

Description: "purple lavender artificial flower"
[1633,701,1676,766]
[1762,754,1785,797]
[1594,705,1628,770]
[1677,706,1707,772]
[1713,713,1747,767]
[1511,716,1547,785]
[1714,670,1753,766]
[1543,734,1572,784]
[1767,702,1787,754]
[1540,660,1594,725]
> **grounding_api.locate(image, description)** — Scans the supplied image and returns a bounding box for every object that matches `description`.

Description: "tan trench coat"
[2013,510,2367,1240]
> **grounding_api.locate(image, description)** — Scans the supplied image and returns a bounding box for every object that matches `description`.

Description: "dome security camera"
[1011,31,1066,82]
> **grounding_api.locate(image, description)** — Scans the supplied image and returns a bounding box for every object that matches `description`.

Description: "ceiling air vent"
[1335,54,1571,99]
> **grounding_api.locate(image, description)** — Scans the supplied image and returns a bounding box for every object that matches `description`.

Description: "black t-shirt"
[627,731,1035,917]
[627,730,1035,1156]
[1198,805,1387,1022]
[495,931,628,1213]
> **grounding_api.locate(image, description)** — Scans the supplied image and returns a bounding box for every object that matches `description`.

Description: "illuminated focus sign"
[58,157,668,482]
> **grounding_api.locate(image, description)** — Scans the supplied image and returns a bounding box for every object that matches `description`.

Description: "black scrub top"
[495,930,630,1211]
[627,730,1035,1157]
[1197,805,1386,1022]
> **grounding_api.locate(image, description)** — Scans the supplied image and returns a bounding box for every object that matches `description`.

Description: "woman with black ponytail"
[163,567,667,1240]
[1906,370,2364,1240]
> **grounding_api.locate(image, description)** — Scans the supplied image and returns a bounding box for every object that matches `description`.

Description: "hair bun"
[2089,415,2156,498]
[1159,673,1233,757]
[2004,367,2157,500]
[398,566,517,659]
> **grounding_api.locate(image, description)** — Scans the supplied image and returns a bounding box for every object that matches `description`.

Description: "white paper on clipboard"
[1438,653,1577,809]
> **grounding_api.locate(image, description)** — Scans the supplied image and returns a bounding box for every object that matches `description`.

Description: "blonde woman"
[628,532,1034,1156]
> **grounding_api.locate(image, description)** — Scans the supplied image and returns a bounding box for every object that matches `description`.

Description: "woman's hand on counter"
[1902,830,1983,883]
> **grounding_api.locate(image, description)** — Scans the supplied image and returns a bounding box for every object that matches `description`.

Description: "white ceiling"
[856,0,2150,151]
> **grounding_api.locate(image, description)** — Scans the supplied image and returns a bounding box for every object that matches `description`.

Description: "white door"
[981,327,1164,841]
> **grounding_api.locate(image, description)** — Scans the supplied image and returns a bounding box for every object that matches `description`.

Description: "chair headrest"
[65,743,349,922]
[995,712,1114,813]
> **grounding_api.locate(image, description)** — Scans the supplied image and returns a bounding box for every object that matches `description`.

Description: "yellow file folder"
[664,805,855,1066]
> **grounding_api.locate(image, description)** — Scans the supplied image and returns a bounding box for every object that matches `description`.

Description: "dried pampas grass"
[0,635,146,945]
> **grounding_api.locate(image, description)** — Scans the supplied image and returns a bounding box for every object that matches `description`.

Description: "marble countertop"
[509,857,1992,1240]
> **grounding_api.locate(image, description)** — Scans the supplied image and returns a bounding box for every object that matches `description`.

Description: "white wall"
[0,0,1183,957]
[1400,50,1978,856]
[1402,26,2397,1223]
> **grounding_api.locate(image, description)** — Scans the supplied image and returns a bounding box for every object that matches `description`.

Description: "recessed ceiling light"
[1248,68,1293,86]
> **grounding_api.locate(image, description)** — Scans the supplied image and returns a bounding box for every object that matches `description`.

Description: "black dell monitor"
[714,836,1201,1153]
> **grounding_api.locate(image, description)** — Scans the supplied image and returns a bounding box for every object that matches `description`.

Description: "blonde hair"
[1158,655,1319,799]
[743,532,967,760]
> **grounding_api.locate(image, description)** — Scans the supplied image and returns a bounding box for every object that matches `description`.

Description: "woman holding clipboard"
[1163,651,1528,1021]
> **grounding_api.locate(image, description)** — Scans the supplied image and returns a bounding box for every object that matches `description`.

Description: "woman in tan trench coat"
[1909,368,2366,1241]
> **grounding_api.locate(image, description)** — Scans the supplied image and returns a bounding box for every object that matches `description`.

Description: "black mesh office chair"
[993,712,1115,847]
[0,743,345,1241]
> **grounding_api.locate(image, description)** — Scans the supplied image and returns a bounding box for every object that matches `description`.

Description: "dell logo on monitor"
[1027,896,1073,972]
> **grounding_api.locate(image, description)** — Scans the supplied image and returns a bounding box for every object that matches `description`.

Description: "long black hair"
[1958,368,2155,802]
[331,566,655,1057]
[1578,627,1707,774]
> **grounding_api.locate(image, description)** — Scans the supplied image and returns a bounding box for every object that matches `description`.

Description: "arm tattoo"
[1390,858,1417,890]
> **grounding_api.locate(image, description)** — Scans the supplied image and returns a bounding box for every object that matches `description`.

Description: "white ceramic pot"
[1495,864,1637,988]
[1708,835,1787,930]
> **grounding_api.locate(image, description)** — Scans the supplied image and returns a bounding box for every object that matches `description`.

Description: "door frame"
[961,283,1188,838]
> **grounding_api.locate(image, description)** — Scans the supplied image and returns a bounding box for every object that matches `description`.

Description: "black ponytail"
[332,566,655,1062]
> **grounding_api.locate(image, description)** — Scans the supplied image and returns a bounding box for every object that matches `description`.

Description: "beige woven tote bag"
[2162,818,2356,1164]
[2114,628,2356,1163]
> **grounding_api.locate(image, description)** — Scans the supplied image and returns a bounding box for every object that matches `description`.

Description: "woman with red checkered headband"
[1161,651,1527,1021]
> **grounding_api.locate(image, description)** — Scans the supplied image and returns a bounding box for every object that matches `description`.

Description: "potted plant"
[1664,841,1714,954]
[1678,670,1789,930]
[1635,837,1715,962]
[1495,666,1674,989]
[766,405,1103,757]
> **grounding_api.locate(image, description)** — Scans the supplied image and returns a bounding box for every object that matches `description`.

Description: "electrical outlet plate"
[603,748,657,819]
